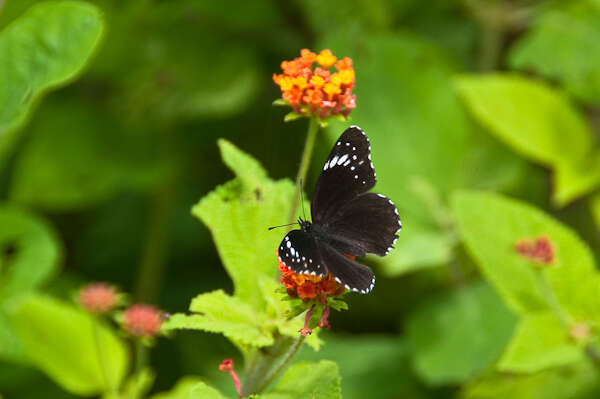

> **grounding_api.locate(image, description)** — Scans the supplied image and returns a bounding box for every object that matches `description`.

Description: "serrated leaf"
[150,378,227,399]
[0,204,61,299]
[10,295,129,396]
[462,361,600,399]
[0,1,104,162]
[192,140,297,309]
[408,280,517,385]
[262,360,341,399]
[508,1,600,106]
[499,312,582,373]
[451,190,600,322]
[162,290,273,348]
[454,74,598,206]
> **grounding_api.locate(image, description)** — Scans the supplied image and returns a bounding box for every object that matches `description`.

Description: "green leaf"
[508,1,600,106]
[262,360,341,399]
[380,221,455,276]
[407,280,517,385]
[162,290,274,348]
[454,74,598,206]
[499,312,582,373]
[10,295,129,396]
[192,139,296,309]
[462,361,600,399]
[319,33,525,275]
[150,377,227,399]
[0,1,104,160]
[283,112,303,122]
[0,204,61,299]
[452,191,600,322]
[296,334,429,399]
[590,193,600,229]
[0,310,26,363]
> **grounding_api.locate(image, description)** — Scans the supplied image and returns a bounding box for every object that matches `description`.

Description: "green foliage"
[462,362,600,399]
[452,190,600,321]
[297,334,427,399]
[0,205,61,363]
[261,360,341,399]
[509,0,600,106]
[163,289,274,348]
[0,204,61,298]
[407,280,517,385]
[150,377,226,399]
[192,139,296,309]
[0,1,104,161]
[454,74,600,206]
[498,312,583,373]
[9,99,165,211]
[10,295,129,396]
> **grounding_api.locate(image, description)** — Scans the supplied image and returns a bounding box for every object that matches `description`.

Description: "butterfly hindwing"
[311,126,376,224]
[327,192,402,257]
[277,229,327,277]
[315,240,375,293]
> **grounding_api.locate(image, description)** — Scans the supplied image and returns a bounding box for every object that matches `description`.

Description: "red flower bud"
[123,304,162,337]
[79,283,118,314]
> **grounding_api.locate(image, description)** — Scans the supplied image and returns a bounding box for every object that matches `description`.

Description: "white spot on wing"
[338,154,349,165]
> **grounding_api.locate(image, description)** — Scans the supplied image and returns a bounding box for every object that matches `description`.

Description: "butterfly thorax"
[299,218,331,241]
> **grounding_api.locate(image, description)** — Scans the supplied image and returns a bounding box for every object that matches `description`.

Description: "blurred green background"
[2,0,600,398]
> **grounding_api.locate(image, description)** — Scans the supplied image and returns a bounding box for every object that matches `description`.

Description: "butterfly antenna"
[267,222,298,231]
[300,178,307,222]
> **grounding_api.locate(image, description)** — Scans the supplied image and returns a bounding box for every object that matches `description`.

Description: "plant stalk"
[241,335,296,396]
[135,184,172,302]
[287,117,320,224]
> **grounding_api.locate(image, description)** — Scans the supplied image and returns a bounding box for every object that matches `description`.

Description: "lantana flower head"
[278,257,345,301]
[273,49,356,121]
[277,254,348,337]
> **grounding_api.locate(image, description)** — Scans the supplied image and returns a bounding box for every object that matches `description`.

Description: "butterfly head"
[298,218,312,232]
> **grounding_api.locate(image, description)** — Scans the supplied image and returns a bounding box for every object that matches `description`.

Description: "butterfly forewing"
[315,240,375,293]
[311,126,376,224]
[327,193,402,256]
[277,230,327,277]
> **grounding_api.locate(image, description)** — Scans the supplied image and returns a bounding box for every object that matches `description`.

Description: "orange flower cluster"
[278,257,345,301]
[515,235,555,265]
[273,49,356,119]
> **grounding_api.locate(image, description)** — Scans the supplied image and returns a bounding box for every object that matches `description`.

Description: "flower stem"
[253,336,306,394]
[135,340,149,373]
[135,184,172,302]
[288,117,320,224]
[241,335,295,396]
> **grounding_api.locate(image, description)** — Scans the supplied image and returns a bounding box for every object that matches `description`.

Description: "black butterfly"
[277,126,402,294]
